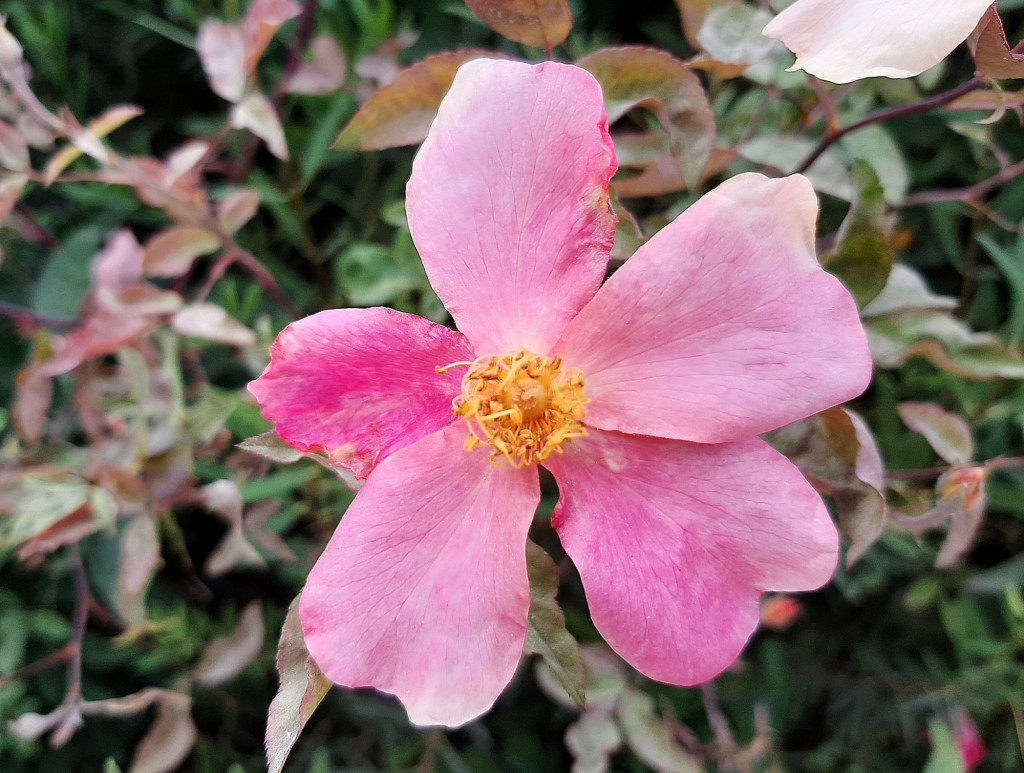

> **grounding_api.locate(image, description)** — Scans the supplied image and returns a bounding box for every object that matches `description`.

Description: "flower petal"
[406,58,617,355]
[248,308,471,479]
[556,174,871,444]
[546,428,838,685]
[762,0,993,83]
[300,425,539,726]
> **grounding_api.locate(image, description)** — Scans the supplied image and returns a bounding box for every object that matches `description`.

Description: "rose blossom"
[763,0,993,83]
[249,58,872,726]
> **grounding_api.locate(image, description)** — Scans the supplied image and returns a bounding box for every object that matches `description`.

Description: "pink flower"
[249,59,871,727]
[763,0,993,83]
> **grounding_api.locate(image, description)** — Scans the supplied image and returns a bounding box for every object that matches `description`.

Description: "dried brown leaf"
[969,7,1024,80]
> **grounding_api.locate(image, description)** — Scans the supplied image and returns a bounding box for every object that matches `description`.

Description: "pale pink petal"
[248,308,471,479]
[546,428,838,685]
[406,58,617,355]
[556,174,871,444]
[300,425,539,726]
[762,0,993,83]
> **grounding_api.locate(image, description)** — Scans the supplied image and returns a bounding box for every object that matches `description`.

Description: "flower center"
[438,349,589,468]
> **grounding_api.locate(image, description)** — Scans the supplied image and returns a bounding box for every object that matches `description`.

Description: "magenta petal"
[556,173,871,444]
[406,58,618,355]
[546,428,838,685]
[248,307,472,478]
[299,425,539,727]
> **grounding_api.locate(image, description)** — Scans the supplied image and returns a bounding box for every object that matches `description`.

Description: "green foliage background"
[2,1,1024,771]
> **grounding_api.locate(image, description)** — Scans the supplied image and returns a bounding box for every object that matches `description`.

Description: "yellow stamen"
[439,349,589,468]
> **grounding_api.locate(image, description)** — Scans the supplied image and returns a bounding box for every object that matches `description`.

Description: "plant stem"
[795,78,983,173]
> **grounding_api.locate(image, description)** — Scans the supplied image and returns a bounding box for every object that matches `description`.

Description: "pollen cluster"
[438,350,589,468]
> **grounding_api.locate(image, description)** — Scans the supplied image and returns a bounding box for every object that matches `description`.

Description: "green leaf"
[768,408,886,566]
[924,718,966,773]
[266,596,331,773]
[32,225,104,318]
[237,431,304,464]
[186,386,242,445]
[978,231,1024,347]
[524,540,585,709]
[824,162,894,308]
[617,690,702,773]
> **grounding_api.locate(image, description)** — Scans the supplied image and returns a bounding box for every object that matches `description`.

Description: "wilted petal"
[300,426,539,726]
[762,0,994,83]
[547,428,837,685]
[249,308,471,479]
[557,174,871,444]
[407,58,617,355]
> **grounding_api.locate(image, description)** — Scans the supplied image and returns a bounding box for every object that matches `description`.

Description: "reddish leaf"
[128,692,197,773]
[216,188,261,234]
[242,0,302,72]
[142,226,221,278]
[0,120,29,171]
[194,601,266,686]
[14,315,154,443]
[92,229,144,289]
[15,503,100,562]
[283,34,347,95]
[335,50,503,151]
[88,104,145,138]
[115,516,162,627]
[0,172,27,222]
[969,7,1024,81]
[230,91,289,159]
[200,480,265,576]
[266,597,331,773]
[934,468,989,569]
[172,303,257,347]
[464,0,572,49]
[898,402,975,465]
[579,47,715,190]
[673,0,729,47]
[198,21,247,102]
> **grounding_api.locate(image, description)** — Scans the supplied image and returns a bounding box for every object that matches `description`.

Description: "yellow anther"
[439,349,589,468]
